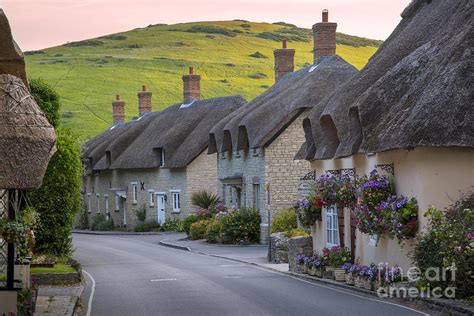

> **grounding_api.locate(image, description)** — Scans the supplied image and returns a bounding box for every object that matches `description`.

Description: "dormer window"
[154,148,165,167]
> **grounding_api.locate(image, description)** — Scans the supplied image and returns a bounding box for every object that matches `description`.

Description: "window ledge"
[171,210,181,214]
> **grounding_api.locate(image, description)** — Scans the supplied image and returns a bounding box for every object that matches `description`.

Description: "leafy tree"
[29,78,61,128]
[28,79,82,256]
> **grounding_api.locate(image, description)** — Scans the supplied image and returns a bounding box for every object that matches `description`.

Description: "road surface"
[73,234,428,316]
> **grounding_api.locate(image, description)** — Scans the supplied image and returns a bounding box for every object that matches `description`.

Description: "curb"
[72,284,85,316]
[158,240,474,315]
[159,240,191,251]
[72,230,163,236]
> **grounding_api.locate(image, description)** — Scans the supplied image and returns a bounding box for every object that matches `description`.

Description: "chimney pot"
[116,94,120,101]
[112,96,125,124]
[189,67,194,75]
[322,9,329,22]
[142,85,147,91]
[282,39,287,49]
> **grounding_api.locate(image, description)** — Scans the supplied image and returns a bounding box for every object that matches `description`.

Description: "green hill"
[25,20,381,140]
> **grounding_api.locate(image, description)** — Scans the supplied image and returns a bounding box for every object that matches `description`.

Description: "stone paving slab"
[34,285,83,316]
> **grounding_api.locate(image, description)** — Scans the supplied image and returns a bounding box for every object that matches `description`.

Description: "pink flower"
[467,232,473,240]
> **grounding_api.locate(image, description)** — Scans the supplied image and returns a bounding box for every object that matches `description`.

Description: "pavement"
[72,232,434,316]
[34,285,83,316]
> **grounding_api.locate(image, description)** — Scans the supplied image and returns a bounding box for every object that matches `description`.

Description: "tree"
[28,79,82,256]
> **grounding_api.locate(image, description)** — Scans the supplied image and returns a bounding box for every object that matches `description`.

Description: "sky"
[1,0,412,51]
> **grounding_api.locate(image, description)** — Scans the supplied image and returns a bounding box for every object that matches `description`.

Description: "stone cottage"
[209,10,358,243]
[297,0,474,269]
[81,69,245,228]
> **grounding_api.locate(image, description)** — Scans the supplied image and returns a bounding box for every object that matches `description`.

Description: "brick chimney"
[112,94,125,124]
[273,39,295,82]
[312,9,337,63]
[182,67,200,103]
[137,85,152,116]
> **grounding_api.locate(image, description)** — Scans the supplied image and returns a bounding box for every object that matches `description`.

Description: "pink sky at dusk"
[1,0,411,51]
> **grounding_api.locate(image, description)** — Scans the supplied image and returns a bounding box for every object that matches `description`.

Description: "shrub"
[249,51,267,59]
[249,72,267,79]
[326,246,352,267]
[29,128,82,256]
[90,214,113,231]
[101,34,127,40]
[219,208,260,244]
[30,78,61,128]
[182,26,238,37]
[282,228,309,238]
[134,220,160,232]
[413,193,474,299]
[204,220,223,243]
[160,219,185,232]
[271,208,297,233]
[191,191,220,209]
[189,220,210,240]
[134,205,147,222]
[183,215,199,235]
[64,40,104,47]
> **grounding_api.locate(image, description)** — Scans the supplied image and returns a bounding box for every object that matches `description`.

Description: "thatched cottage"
[81,69,245,227]
[209,10,358,243]
[297,0,474,269]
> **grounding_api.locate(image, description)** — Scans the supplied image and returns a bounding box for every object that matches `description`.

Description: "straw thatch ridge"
[0,74,56,189]
[0,9,28,86]
[303,0,474,161]
[82,96,245,171]
[209,55,357,153]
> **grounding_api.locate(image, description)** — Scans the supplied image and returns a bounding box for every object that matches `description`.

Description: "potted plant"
[294,254,305,272]
[345,263,360,285]
[327,246,352,282]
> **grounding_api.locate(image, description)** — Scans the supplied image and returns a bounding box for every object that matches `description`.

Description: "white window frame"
[96,193,100,213]
[114,195,120,211]
[170,190,181,213]
[131,182,138,204]
[325,204,340,247]
[148,190,155,207]
[87,193,91,213]
[104,194,109,213]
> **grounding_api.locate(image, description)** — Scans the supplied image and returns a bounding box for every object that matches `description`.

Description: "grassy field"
[25,20,380,140]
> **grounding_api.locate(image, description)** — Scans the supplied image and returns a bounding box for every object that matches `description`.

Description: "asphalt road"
[73,234,428,316]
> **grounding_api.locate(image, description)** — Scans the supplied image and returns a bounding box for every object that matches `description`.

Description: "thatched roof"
[302,0,474,161]
[0,75,56,189]
[209,55,357,153]
[0,10,27,86]
[82,96,245,172]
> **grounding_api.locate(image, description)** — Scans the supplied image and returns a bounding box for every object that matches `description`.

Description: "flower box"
[334,268,346,282]
[363,279,374,291]
[301,264,308,274]
[308,266,317,276]
[345,273,355,285]
[323,268,334,279]
[314,268,323,278]
[354,276,365,288]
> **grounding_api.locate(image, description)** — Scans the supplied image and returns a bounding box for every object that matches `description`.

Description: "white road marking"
[82,270,96,316]
[251,265,430,316]
[150,278,177,282]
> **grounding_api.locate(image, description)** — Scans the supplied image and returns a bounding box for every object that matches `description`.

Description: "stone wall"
[186,150,218,211]
[288,236,313,272]
[265,112,312,213]
[269,232,289,263]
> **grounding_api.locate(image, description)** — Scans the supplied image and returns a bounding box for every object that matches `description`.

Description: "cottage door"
[156,194,166,225]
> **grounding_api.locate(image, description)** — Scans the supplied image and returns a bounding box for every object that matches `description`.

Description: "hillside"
[25,20,381,140]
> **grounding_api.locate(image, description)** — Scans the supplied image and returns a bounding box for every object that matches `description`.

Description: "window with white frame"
[326,204,339,247]
[104,195,109,213]
[171,190,181,212]
[148,190,155,207]
[96,194,100,213]
[131,182,138,204]
[87,194,91,213]
[114,195,120,211]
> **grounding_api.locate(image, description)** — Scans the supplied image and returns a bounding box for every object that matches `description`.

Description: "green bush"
[30,78,61,128]
[191,191,220,209]
[134,220,160,232]
[29,129,82,256]
[282,228,310,238]
[413,193,474,299]
[160,219,185,232]
[189,220,209,240]
[134,205,147,222]
[183,215,199,235]
[271,208,297,233]
[77,204,89,230]
[249,51,267,59]
[219,208,260,244]
[90,214,114,231]
[204,220,223,243]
